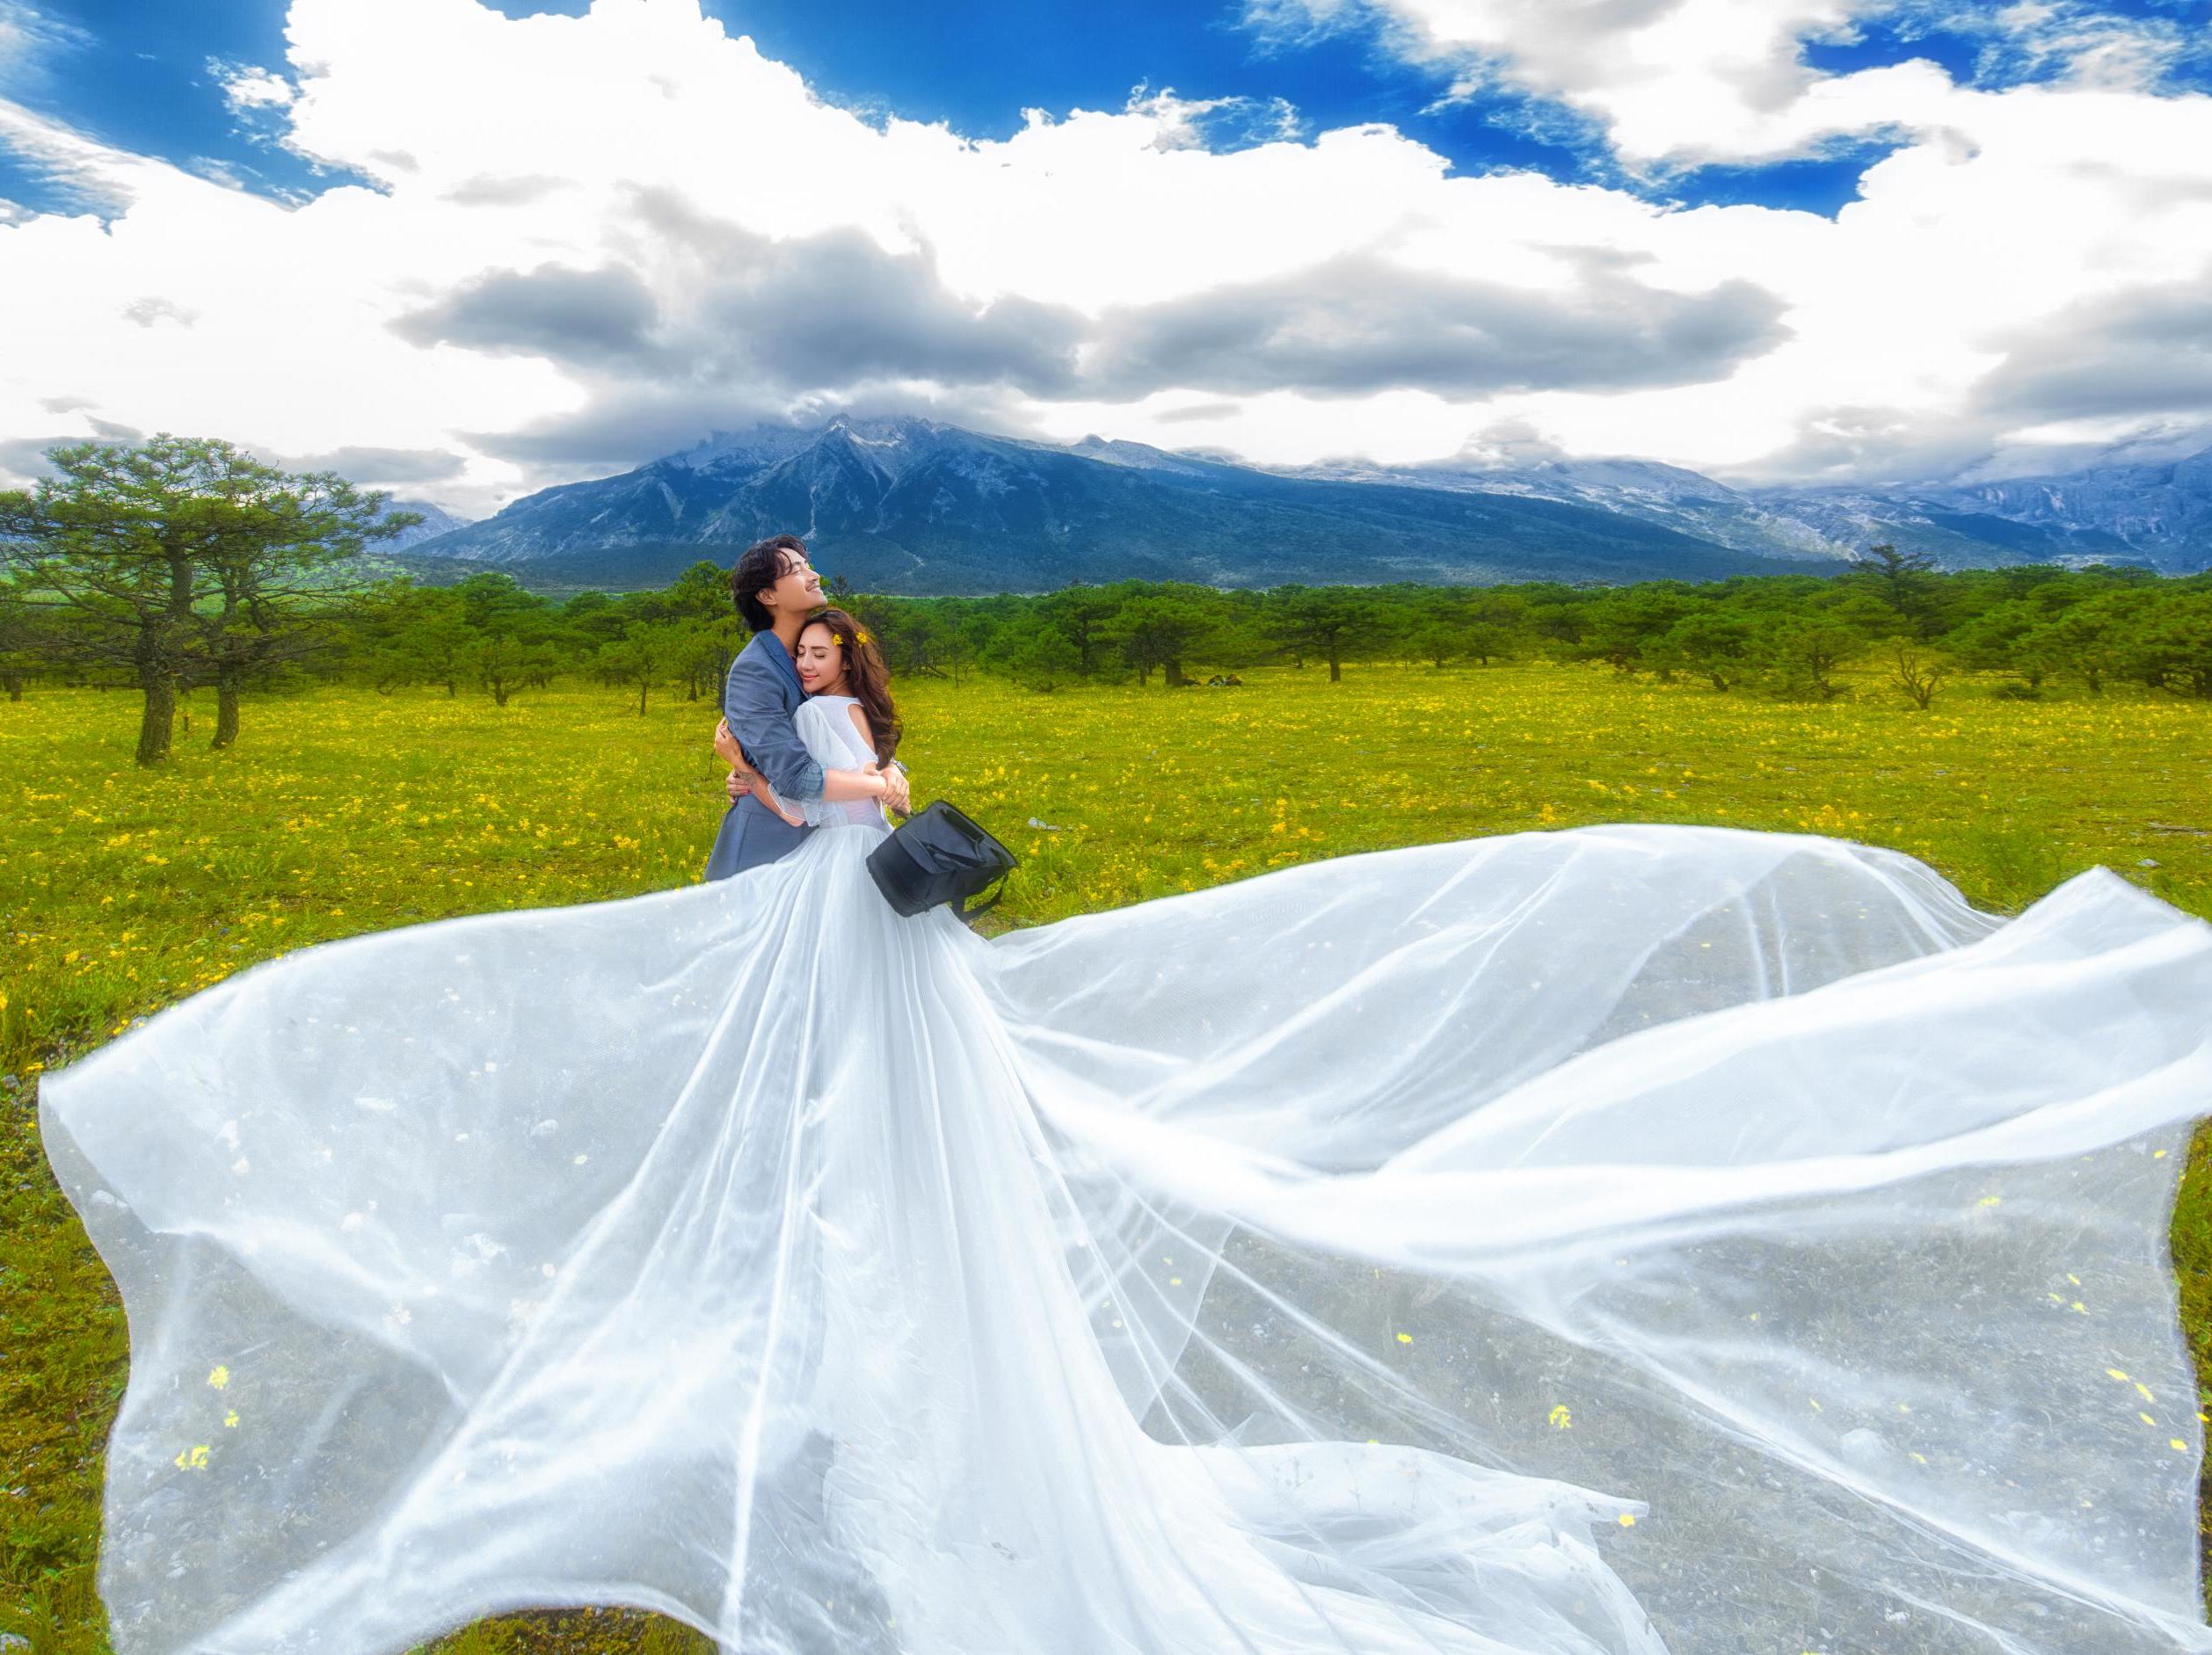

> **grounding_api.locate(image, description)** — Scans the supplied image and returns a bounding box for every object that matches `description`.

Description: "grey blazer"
[702,631,826,882]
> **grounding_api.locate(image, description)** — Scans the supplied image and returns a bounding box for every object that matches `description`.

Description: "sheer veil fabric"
[38,790,2212,1651]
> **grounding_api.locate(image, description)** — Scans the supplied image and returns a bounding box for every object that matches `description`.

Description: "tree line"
[4,436,2210,766]
[835,551,2212,706]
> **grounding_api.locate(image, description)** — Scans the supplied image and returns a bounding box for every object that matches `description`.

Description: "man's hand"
[724,767,746,805]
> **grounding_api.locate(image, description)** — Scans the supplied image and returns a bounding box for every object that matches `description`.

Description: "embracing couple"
[702,533,914,880]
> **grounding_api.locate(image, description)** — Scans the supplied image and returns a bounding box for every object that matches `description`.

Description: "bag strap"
[959,871,1013,925]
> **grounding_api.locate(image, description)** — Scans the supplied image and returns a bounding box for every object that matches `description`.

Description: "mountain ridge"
[399,416,2212,592]
[406,415,1839,593]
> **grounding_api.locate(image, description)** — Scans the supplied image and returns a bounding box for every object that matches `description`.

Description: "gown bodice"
[775,694,892,832]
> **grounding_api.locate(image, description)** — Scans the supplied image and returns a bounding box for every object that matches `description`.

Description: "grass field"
[5,661,2211,1651]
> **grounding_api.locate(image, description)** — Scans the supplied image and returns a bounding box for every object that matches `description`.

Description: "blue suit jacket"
[702,631,826,882]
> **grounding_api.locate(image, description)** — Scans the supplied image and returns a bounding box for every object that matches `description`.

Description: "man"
[702,534,910,881]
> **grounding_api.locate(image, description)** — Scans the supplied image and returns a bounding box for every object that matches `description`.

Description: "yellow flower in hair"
[829,633,845,645]
[855,628,873,644]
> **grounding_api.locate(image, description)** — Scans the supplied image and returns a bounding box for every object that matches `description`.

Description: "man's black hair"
[731,534,809,633]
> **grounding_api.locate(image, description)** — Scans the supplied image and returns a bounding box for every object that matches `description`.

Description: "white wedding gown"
[40,693,2212,1655]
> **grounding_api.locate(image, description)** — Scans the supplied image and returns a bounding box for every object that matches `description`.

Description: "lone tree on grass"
[1037,582,1124,676]
[1103,590,1219,686]
[1262,588,1387,682]
[452,570,564,706]
[1889,640,1946,709]
[593,623,683,714]
[1847,542,1946,640]
[1755,612,1861,701]
[0,435,415,763]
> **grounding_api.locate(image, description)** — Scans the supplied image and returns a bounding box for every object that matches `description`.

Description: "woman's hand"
[712,716,746,771]
[716,716,764,807]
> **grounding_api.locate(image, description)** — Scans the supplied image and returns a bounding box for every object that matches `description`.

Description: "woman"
[38,623,2212,1655]
[715,606,902,832]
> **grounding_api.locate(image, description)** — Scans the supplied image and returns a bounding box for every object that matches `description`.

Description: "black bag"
[866,800,1018,924]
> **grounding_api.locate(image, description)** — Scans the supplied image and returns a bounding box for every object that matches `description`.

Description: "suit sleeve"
[724,654,825,802]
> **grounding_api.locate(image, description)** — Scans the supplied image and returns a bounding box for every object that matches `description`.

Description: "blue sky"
[16,0,2208,219]
[5,0,2212,506]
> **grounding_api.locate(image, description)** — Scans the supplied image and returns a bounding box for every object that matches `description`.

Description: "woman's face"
[795,624,847,694]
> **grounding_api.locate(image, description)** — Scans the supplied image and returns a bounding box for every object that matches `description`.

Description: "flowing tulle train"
[39,822,2212,1653]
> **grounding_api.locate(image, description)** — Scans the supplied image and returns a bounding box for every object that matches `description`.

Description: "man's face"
[761,549,825,618]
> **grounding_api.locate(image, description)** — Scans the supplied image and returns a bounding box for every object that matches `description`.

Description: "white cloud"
[207,57,300,114]
[1244,0,1915,166]
[0,0,91,95]
[0,0,2208,512]
[1245,0,2212,166]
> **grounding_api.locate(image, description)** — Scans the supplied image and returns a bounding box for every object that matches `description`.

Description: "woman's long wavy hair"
[802,607,902,765]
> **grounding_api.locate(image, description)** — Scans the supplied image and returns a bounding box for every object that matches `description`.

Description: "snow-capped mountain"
[376,498,470,550]
[402,415,1837,593]
[1741,447,2212,573]
[1287,454,1843,564]
[399,415,2212,592]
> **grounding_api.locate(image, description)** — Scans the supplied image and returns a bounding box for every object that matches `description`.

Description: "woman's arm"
[752,762,886,828]
[819,764,890,802]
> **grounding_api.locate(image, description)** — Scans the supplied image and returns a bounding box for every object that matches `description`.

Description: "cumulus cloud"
[120,294,199,328]
[624,190,1085,395]
[1242,0,2211,168]
[1083,250,1786,398]
[0,415,142,487]
[207,57,299,115]
[1154,402,1243,424]
[440,172,571,207]
[1971,262,2212,423]
[1241,0,1930,166]
[273,443,468,483]
[391,262,666,369]
[0,0,2209,510]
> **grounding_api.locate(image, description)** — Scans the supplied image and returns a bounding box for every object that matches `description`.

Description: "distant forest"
[4,436,2211,766]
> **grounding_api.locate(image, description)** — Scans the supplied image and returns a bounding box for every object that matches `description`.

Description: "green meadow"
[4,662,2209,1651]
